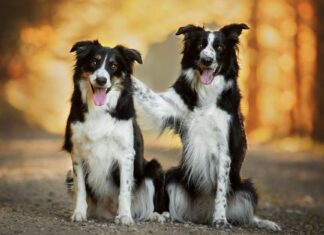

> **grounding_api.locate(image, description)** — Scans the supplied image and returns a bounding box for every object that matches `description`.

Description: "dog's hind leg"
[226,180,281,231]
[132,179,155,221]
[140,159,167,223]
[166,183,191,223]
[144,159,165,213]
[66,169,74,194]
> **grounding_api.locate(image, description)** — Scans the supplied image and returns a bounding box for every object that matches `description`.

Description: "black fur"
[64,40,164,213]
[172,74,197,111]
[165,23,257,210]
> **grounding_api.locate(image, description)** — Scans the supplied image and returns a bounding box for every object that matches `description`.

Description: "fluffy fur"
[132,24,280,231]
[63,40,165,225]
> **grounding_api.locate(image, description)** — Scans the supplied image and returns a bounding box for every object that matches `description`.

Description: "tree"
[312,0,324,141]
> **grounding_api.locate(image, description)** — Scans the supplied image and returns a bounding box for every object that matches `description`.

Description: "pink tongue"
[93,88,107,106]
[200,69,214,85]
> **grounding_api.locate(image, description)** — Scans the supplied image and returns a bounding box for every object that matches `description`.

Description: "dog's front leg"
[71,160,88,222]
[212,154,232,229]
[115,149,135,225]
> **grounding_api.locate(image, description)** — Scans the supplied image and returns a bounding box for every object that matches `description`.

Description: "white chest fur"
[71,108,134,198]
[182,75,232,191]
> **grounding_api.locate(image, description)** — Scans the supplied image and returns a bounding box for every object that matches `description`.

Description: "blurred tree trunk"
[246,0,260,132]
[291,0,302,135]
[313,0,324,141]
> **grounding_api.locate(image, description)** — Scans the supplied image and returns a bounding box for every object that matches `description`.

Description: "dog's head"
[176,23,249,85]
[70,40,142,106]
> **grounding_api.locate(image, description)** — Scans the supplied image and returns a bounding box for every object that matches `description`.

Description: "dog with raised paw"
[132,24,280,231]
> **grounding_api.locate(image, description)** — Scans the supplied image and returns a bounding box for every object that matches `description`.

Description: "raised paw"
[71,210,87,222]
[115,215,134,226]
[212,218,232,229]
[149,212,166,223]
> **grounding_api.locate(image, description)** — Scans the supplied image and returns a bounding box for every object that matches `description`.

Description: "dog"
[63,40,165,225]
[132,24,280,231]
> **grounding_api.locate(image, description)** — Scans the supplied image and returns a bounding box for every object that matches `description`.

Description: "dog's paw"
[71,210,87,222]
[212,218,232,229]
[149,212,166,223]
[115,215,134,226]
[161,212,172,222]
[256,219,281,231]
[266,221,281,232]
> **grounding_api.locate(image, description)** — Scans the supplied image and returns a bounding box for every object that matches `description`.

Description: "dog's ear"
[175,24,204,37]
[220,23,249,43]
[115,45,143,64]
[70,40,101,57]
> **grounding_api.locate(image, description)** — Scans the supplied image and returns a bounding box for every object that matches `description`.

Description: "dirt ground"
[0,135,323,235]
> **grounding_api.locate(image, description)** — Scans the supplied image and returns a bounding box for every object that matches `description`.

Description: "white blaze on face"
[88,55,112,106]
[89,55,111,87]
[199,33,218,85]
[200,33,216,63]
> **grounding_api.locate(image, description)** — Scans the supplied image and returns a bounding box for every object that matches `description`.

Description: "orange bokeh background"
[1,0,322,152]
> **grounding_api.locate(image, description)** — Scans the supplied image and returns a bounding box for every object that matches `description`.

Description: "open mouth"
[198,65,222,85]
[90,85,110,106]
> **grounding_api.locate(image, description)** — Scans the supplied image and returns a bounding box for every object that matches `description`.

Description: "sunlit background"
[0,1,324,233]
[0,0,323,152]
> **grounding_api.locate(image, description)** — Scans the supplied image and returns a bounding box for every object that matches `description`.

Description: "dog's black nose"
[96,77,107,86]
[201,57,213,66]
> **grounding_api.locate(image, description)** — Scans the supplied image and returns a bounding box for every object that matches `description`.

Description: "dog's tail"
[144,159,166,213]
[65,169,74,194]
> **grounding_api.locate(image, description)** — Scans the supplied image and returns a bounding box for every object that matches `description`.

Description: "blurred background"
[0,0,323,234]
[1,0,324,147]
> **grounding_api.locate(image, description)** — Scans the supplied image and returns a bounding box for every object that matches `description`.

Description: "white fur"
[106,89,121,112]
[184,72,233,227]
[71,101,135,223]
[71,163,88,221]
[226,191,254,224]
[134,71,233,225]
[70,81,155,224]
[167,183,214,224]
[89,55,111,87]
[131,179,155,221]
[132,55,280,231]
[132,77,185,130]
[182,69,198,86]
[200,33,216,64]
[252,216,281,231]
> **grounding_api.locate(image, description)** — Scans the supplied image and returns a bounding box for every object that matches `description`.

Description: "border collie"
[63,40,165,225]
[132,24,280,231]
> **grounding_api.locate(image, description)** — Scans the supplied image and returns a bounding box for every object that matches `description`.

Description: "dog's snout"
[201,57,213,66]
[96,77,107,86]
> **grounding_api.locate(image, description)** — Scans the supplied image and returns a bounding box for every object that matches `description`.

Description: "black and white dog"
[63,40,165,225]
[132,24,280,231]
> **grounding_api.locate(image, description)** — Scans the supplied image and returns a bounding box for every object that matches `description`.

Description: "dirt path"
[0,137,323,234]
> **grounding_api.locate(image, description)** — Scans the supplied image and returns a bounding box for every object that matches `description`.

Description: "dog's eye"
[216,45,224,53]
[110,63,118,71]
[90,59,98,67]
[197,43,203,50]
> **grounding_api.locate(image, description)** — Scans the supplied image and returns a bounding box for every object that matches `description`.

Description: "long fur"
[132,24,280,231]
[64,40,165,224]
